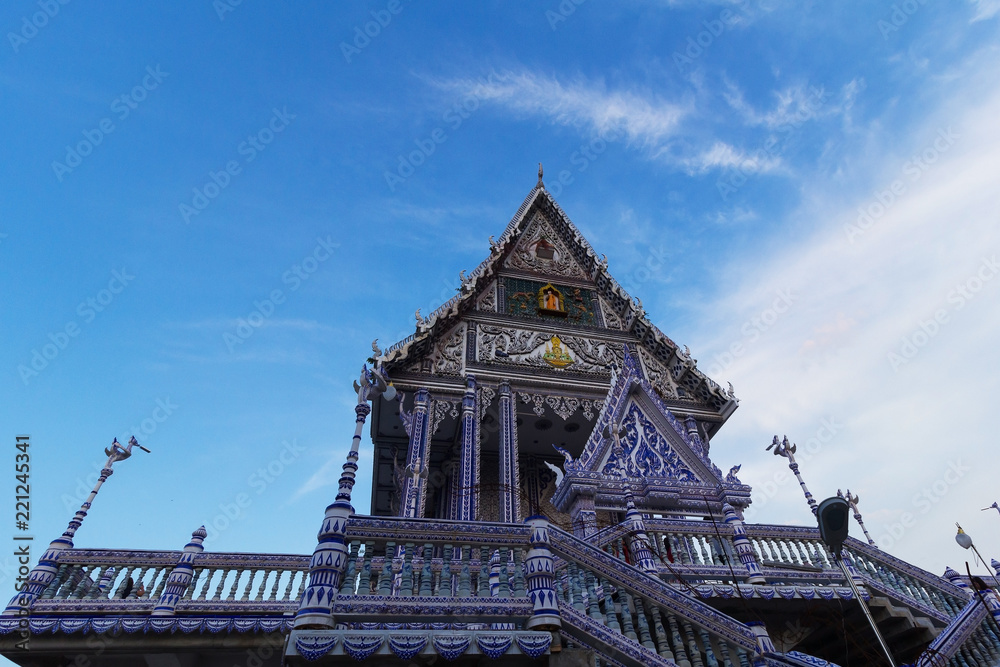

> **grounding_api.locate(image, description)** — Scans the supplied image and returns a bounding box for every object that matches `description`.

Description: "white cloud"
[684,68,1000,575]
[435,70,689,148]
[970,0,1000,21]
[671,140,782,174]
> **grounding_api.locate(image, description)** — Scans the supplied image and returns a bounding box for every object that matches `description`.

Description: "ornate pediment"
[502,210,590,280]
[475,325,622,374]
[599,401,699,481]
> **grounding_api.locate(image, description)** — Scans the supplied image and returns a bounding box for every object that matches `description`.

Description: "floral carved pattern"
[602,402,698,482]
[476,326,616,374]
[503,211,589,279]
[476,281,497,313]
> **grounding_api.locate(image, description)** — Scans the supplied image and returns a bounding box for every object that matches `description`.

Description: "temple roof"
[378,181,738,431]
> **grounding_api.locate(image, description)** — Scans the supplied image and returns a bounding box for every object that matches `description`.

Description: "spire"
[537,162,544,189]
[4,436,149,615]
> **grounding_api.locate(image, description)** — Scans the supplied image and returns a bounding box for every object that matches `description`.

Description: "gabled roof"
[379,182,737,420]
[551,345,751,513]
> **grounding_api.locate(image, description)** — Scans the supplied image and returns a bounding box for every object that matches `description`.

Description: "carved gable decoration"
[405,323,466,376]
[503,210,590,280]
[476,325,622,374]
[577,346,724,484]
[600,402,697,481]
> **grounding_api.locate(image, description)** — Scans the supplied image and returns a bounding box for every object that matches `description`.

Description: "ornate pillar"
[400,388,432,519]
[454,376,479,521]
[153,526,207,616]
[524,516,561,630]
[624,502,658,575]
[569,493,598,539]
[498,380,521,524]
[295,399,371,628]
[722,504,765,584]
[5,438,146,615]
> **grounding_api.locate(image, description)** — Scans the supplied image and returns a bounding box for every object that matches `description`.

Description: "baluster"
[675,535,692,565]
[151,567,169,598]
[87,566,110,599]
[600,577,621,633]
[511,547,525,597]
[439,545,453,597]
[294,570,307,600]
[339,542,360,595]
[618,587,637,641]
[777,540,795,565]
[477,546,490,597]
[56,566,82,599]
[184,567,203,601]
[281,570,296,602]
[633,595,655,651]
[682,620,705,667]
[240,569,258,601]
[358,542,374,595]
[266,569,281,601]
[399,543,415,597]
[224,569,243,600]
[111,566,134,600]
[41,564,70,599]
[585,570,602,621]
[757,539,773,562]
[254,570,270,601]
[88,566,112,599]
[667,614,691,667]
[699,628,720,667]
[71,566,93,599]
[497,547,510,598]
[458,545,471,597]
[737,647,751,667]
[377,542,395,596]
[419,544,434,596]
[568,563,584,612]
[649,604,674,660]
[126,566,148,599]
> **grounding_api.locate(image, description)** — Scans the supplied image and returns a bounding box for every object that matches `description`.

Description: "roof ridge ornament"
[537,162,544,189]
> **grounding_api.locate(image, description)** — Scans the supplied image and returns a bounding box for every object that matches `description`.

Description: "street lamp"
[955,523,1000,591]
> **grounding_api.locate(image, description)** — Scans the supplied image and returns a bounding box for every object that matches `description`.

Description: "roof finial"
[537,162,544,189]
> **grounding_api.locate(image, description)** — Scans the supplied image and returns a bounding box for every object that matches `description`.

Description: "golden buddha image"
[542,335,574,368]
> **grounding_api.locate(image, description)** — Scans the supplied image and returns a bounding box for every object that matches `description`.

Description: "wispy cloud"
[433,70,690,148]
[686,71,1000,572]
[970,0,1000,22]
[670,140,783,174]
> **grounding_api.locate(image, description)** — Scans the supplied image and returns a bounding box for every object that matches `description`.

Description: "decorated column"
[399,388,432,519]
[454,375,479,521]
[152,526,207,616]
[569,493,598,539]
[498,380,522,524]
[722,504,766,584]
[624,501,658,575]
[524,516,561,630]
[295,361,394,629]
[4,437,148,615]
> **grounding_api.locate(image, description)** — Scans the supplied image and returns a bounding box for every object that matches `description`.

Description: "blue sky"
[3,0,1000,617]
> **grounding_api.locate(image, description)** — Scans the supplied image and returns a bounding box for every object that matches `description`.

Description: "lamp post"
[955,524,1000,591]
[294,348,397,629]
[4,437,149,614]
